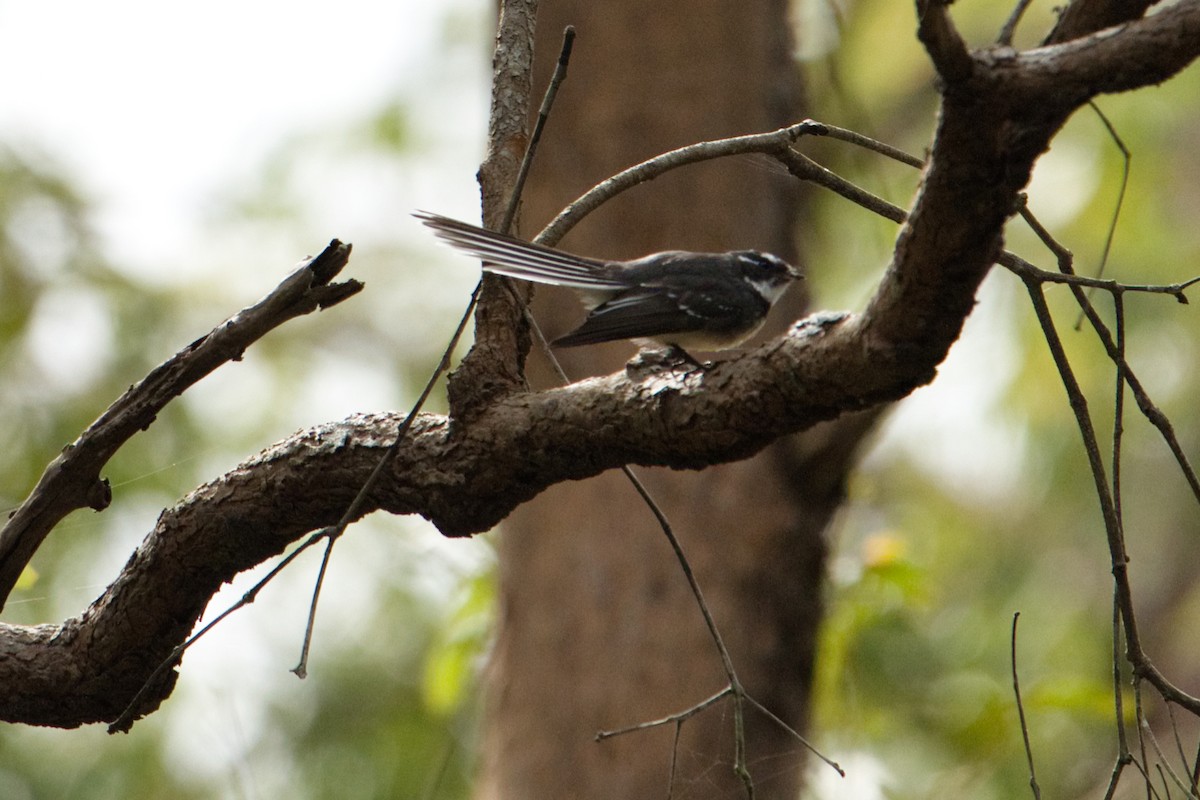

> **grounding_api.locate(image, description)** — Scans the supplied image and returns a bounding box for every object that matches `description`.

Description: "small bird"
[414,211,801,355]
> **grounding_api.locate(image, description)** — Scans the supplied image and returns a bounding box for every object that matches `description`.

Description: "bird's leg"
[664,345,713,373]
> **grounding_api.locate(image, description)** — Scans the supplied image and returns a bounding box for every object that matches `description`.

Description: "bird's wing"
[552,289,706,346]
[414,211,623,290]
[553,280,769,348]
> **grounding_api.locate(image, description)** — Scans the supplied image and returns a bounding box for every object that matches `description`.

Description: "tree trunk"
[475,3,876,798]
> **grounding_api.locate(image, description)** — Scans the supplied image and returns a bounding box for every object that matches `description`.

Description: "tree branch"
[1043,0,1158,45]
[446,0,539,414]
[0,241,358,610]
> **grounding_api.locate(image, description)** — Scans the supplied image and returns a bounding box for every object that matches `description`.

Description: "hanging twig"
[1011,612,1042,800]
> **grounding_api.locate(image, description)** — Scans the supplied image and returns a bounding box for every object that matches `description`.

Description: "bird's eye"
[735,252,790,278]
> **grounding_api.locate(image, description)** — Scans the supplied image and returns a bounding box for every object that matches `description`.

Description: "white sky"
[0,0,487,272]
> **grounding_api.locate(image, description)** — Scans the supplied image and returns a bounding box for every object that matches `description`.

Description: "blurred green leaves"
[422,568,495,717]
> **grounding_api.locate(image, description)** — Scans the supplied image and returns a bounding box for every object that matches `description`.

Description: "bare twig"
[620,469,753,798]
[597,687,733,741]
[1142,711,1197,797]
[1102,590,1134,800]
[110,526,335,732]
[1074,101,1132,329]
[815,124,924,169]
[1022,276,1200,716]
[289,531,336,679]
[1193,735,1200,796]
[1164,703,1200,798]
[507,25,575,234]
[742,694,844,776]
[1011,612,1042,800]
[288,24,578,680]
[1017,205,1200,509]
[0,240,358,610]
[997,0,1036,46]
[1111,291,1126,542]
[535,121,829,246]
[1112,589,1131,757]
[667,721,683,800]
[774,148,906,224]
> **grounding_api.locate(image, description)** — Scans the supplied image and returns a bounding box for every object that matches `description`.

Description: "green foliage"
[423,569,496,717]
[804,2,1200,797]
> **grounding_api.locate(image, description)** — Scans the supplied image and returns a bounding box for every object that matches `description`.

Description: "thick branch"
[1043,0,1158,45]
[871,0,1200,377]
[1009,2,1200,101]
[446,0,538,413]
[0,317,870,726]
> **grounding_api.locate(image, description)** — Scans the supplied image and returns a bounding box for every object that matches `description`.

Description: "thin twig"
[535,120,829,246]
[288,25,578,679]
[1022,277,1200,717]
[1113,588,1131,757]
[288,294,467,677]
[1103,588,1133,800]
[1143,710,1197,797]
[506,25,575,235]
[1134,683,1156,798]
[619,468,753,798]
[667,721,683,800]
[1164,703,1200,799]
[997,0,1036,46]
[597,687,733,741]
[1193,735,1200,796]
[1004,255,1200,300]
[1111,291,1126,547]
[816,124,925,169]
[1021,278,1133,638]
[774,148,906,224]
[1017,206,1200,507]
[1075,100,1132,329]
[742,694,844,776]
[1011,612,1042,800]
[109,527,334,732]
[523,276,777,791]
[290,532,336,678]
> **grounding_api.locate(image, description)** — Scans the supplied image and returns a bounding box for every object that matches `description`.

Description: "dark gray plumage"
[415,211,801,351]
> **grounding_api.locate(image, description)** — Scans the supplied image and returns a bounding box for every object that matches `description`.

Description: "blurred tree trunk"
[475,2,876,797]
